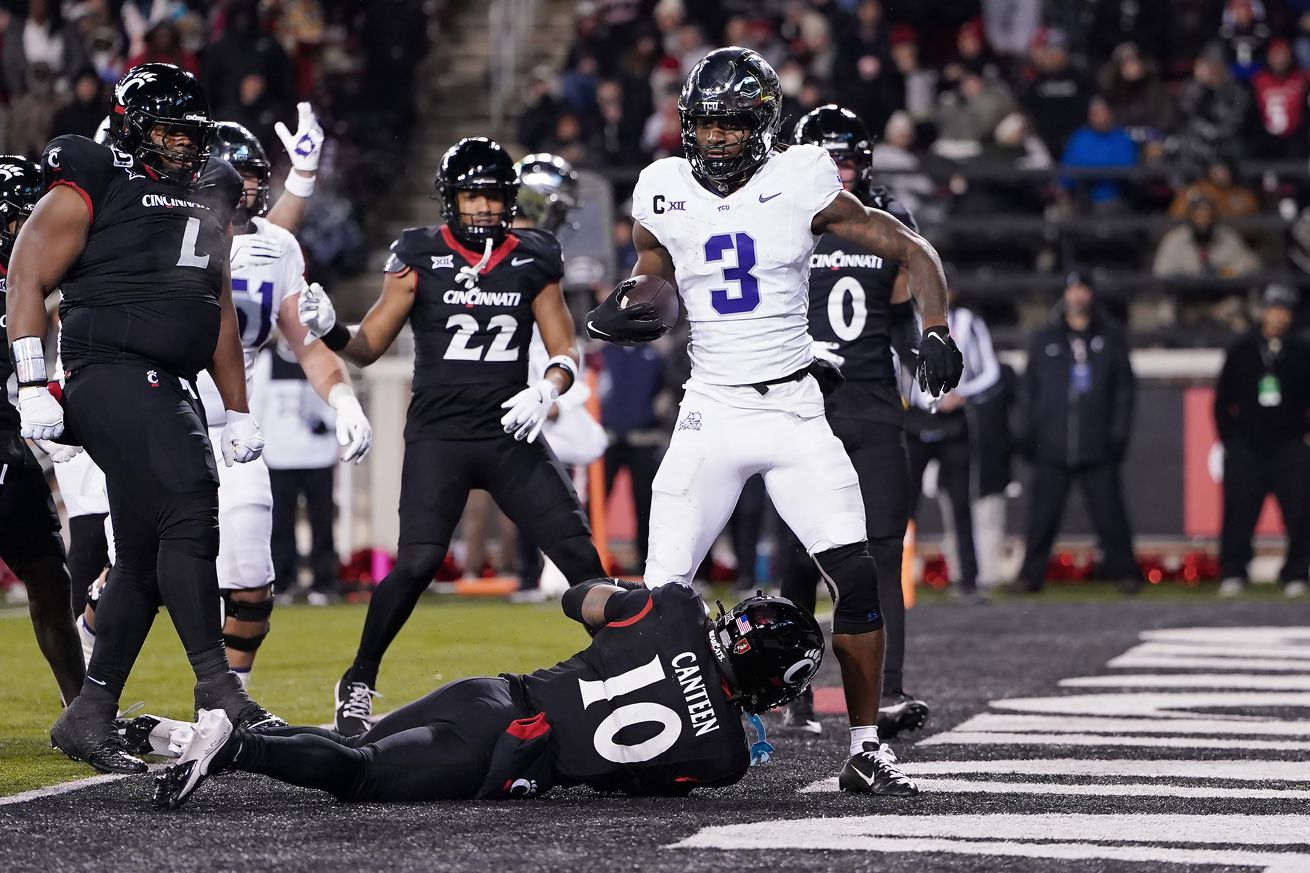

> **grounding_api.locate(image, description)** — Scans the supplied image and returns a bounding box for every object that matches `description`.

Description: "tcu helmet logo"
[116,68,157,101]
[46,147,62,170]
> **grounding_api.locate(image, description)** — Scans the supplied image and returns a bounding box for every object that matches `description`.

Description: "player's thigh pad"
[397,438,474,549]
[488,437,590,542]
[830,418,911,541]
[765,414,866,553]
[216,502,275,590]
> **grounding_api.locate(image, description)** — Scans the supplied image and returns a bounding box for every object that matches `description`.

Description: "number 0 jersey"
[384,225,563,440]
[43,135,241,379]
[631,144,842,389]
[806,187,917,425]
[512,583,749,794]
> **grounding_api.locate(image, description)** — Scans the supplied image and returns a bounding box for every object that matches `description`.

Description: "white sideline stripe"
[950,713,1310,736]
[1061,674,1310,690]
[993,691,1310,717]
[919,731,1310,751]
[1108,655,1310,671]
[1117,642,1310,660]
[800,777,1310,800]
[847,758,1310,781]
[0,773,129,806]
[1144,627,1310,643]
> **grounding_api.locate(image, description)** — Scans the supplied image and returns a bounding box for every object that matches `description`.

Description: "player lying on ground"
[148,582,918,808]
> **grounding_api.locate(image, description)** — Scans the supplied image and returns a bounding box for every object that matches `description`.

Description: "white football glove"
[500,379,560,443]
[274,102,324,174]
[18,386,65,441]
[811,340,846,369]
[220,410,265,467]
[298,282,337,344]
[33,439,83,463]
[329,384,372,463]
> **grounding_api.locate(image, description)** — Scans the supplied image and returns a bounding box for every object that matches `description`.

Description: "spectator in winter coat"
[1168,160,1259,222]
[1153,195,1261,279]
[1059,97,1138,213]
[1098,42,1178,145]
[1021,28,1092,155]
[1172,43,1250,170]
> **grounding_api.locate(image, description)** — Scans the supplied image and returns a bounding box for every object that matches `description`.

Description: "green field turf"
[0,599,583,796]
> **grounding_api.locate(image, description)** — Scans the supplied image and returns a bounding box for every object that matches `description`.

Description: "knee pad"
[221,587,274,652]
[544,534,605,584]
[813,541,884,635]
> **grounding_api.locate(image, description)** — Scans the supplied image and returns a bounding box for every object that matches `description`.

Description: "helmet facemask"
[678,48,782,192]
[441,180,518,247]
[116,113,214,187]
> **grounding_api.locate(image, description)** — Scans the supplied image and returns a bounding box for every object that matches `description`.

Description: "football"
[619,274,681,329]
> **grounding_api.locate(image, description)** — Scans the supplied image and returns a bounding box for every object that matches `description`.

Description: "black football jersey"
[44,135,240,379]
[385,225,563,440]
[807,186,917,425]
[514,583,749,795]
[0,266,18,431]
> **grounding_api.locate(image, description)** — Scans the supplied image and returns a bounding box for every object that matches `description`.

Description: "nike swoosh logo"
[88,676,107,686]
[511,257,533,266]
[759,192,781,203]
[853,766,877,787]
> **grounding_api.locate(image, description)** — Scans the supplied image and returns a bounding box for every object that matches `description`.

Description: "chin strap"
[747,713,774,765]
[455,238,495,289]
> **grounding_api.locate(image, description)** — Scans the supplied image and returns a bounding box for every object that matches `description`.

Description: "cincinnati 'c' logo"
[46,147,61,170]
[0,164,19,181]
[116,68,157,102]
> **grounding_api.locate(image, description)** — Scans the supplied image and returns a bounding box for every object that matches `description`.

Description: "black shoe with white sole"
[194,672,285,733]
[876,691,930,740]
[152,709,234,810]
[334,674,379,737]
[838,741,920,796]
[50,696,147,774]
[779,686,822,735]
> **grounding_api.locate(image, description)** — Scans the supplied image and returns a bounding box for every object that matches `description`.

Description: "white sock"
[849,725,879,756]
[234,668,251,689]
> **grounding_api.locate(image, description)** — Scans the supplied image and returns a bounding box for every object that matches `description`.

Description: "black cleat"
[876,691,930,740]
[779,686,822,735]
[194,672,285,733]
[334,674,378,737]
[51,697,147,774]
[838,741,920,796]
[152,709,233,810]
[116,713,163,756]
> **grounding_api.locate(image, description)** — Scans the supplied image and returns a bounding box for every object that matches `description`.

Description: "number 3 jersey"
[511,583,749,795]
[384,224,563,440]
[630,144,842,389]
[42,134,240,379]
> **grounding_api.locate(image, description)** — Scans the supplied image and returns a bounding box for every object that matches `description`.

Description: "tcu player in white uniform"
[78,113,372,687]
[585,48,963,796]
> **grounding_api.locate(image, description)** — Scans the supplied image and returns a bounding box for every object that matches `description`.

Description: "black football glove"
[807,356,846,397]
[916,325,964,396]
[585,279,669,345]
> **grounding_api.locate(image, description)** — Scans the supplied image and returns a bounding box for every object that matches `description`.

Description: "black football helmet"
[678,47,783,191]
[708,593,825,714]
[514,153,579,235]
[108,63,215,187]
[0,156,41,261]
[793,104,874,199]
[212,121,271,221]
[436,137,519,246]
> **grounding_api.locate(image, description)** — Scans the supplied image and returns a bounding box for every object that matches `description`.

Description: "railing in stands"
[488,0,540,130]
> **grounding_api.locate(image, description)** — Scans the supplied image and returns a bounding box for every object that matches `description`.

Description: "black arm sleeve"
[889,300,919,370]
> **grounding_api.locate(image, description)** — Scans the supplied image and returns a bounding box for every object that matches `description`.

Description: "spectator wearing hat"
[1021,27,1092,155]
[1250,38,1309,159]
[1154,194,1261,279]
[1168,159,1259,222]
[1213,286,1310,598]
[1016,273,1142,594]
[1173,43,1250,170]
[1098,42,1177,146]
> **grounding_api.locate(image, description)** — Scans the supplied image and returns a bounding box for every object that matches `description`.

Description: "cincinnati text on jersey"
[141,193,209,210]
[442,288,522,307]
[671,651,720,737]
[810,250,884,270]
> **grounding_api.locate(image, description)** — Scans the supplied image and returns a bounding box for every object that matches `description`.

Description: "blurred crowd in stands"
[0,0,434,280]
[529,0,1310,345]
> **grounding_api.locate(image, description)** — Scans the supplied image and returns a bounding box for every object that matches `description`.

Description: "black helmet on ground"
[708,593,825,714]
[793,104,874,199]
[109,63,215,187]
[436,137,520,247]
[514,153,580,235]
[678,47,783,192]
[211,121,271,222]
[0,156,41,261]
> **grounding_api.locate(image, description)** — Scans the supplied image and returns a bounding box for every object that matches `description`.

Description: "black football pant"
[270,467,337,595]
[349,435,604,685]
[63,363,229,701]
[0,429,84,701]
[1019,460,1141,591]
[604,438,660,565]
[780,419,911,693]
[67,513,109,614]
[1220,438,1310,583]
[227,677,525,801]
[907,427,978,592]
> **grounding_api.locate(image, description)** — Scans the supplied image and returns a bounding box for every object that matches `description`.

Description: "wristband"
[322,321,351,351]
[12,336,47,387]
[283,171,316,198]
[543,354,578,393]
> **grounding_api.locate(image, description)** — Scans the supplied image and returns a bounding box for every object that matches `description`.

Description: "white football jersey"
[199,217,308,425]
[631,144,843,388]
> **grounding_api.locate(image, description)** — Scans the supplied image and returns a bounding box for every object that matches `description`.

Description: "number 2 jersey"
[42,135,241,380]
[630,144,843,391]
[806,186,917,426]
[510,583,749,794]
[384,224,563,440]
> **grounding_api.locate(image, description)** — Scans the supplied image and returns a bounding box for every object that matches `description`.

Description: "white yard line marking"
[800,777,1310,800]
[1108,655,1310,671]
[948,712,1310,736]
[1143,627,1310,643]
[0,773,130,806]
[859,758,1310,781]
[918,731,1310,751]
[1061,674,1310,690]
[992,691,1310,717]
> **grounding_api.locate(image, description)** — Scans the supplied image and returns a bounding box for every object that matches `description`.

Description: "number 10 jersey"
[630,144,843,387]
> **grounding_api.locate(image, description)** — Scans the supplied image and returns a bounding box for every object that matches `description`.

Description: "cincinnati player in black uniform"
[0,156,86,705]
[779,106,930,740]
[298,137,606,735]
[151,584,840,808]
[5,64,280,775]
